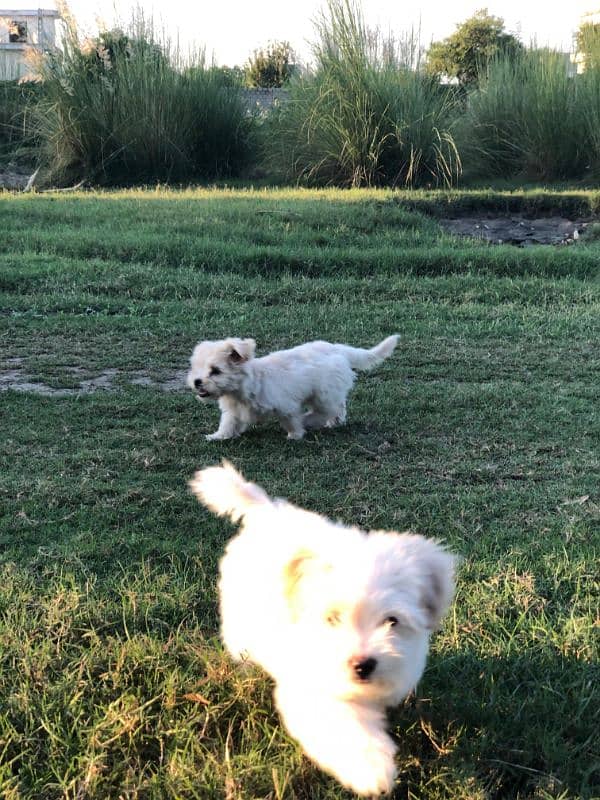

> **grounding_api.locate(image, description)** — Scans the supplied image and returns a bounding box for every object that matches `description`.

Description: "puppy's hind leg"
[306,364,352,429]
[279,414,305,440]
[304,399,346,429]
[326,399,346,427]
[302,409,330,430]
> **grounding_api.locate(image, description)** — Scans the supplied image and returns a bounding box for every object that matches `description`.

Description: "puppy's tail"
[336,334,399,371]
[189,461,271,522]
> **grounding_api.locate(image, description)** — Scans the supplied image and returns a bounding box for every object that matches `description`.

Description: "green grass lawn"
[1,187,598,799]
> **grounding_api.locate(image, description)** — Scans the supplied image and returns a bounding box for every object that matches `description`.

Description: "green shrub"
[575,17,600,72]
[33,16,255,185]
[245,41,296,88]
[205,65,245,88]
[266,0,461,188]
[458,49,595,181]
[577,64,600,178]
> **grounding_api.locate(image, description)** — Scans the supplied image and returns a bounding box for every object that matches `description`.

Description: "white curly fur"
[187,335,399,440]
[190,463,456,796]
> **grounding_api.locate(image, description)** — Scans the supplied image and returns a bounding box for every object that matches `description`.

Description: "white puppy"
[190,463,456,796]
[187,335,399,440]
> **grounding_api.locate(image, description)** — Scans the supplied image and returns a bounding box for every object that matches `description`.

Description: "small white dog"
[190,463,456,796]
[187,335,399,440]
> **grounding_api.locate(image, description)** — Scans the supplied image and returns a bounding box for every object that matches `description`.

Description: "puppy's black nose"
[194,378,203,389]
[351,656,377,680]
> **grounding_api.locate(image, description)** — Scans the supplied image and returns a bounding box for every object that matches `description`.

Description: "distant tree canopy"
[205,65,245,87]
[576,19,600,71]
[245,41,296,88]
[425,8,523,86]
[79,28,168,78]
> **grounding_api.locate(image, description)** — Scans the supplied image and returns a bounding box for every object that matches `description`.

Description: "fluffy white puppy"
[190,463,456,796]
[187,335,399,440]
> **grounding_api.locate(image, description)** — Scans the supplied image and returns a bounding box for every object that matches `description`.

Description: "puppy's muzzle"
[349,656,377,681]
[194,378,210,398]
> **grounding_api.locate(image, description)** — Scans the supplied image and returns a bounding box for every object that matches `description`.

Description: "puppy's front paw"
[206,432,230,441]
[342,735,397,796]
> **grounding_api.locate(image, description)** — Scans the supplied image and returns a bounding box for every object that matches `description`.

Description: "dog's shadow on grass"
[386,648,596,798]
[194,420,398,453]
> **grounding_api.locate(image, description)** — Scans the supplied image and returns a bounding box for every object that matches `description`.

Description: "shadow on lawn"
[386,648,598,799]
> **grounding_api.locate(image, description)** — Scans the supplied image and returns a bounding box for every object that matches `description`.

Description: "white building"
[0,8,60,79]
[571,10,600,74]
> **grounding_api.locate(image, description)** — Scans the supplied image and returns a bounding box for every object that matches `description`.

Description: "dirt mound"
[439,215,588,246]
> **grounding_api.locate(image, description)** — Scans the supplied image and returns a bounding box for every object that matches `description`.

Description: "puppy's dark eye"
[326,610,341,626]
[209,366,221,376]
[384,616,398,627]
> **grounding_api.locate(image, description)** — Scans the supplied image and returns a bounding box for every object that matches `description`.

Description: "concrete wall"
[242,88,289,115]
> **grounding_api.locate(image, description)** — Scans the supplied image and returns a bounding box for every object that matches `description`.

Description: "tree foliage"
[576,20,600,71]
[80,28,167,77]
[245,41,296,88]
[208,65,245,87]
[425,8,523,86]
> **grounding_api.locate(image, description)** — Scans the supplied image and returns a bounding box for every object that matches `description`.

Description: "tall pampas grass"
[33,7,254,185]
[266,0,461,188]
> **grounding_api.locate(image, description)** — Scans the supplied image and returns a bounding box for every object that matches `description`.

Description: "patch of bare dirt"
[439,215,589,246]
[0,363,188,396]
[0,165,34,190]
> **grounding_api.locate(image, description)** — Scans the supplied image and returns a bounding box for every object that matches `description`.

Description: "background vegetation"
[456,47,600,181]
[0,79,39,164]
[245,40,297,88]
[29,17,253,185]
[2,0,600,187]
[263,0,461,188]
[425,8,523,87]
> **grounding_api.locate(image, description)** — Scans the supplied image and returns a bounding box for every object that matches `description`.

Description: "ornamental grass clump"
[459,48,600,181]
[267,0,461,188]
[33,13,254,185]
[0,77,40,163]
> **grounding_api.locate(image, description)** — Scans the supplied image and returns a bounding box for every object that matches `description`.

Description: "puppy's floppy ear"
[371,532,456,630]
[415,541,456,630]
[283,549,319,621]
[227,338,256,364]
